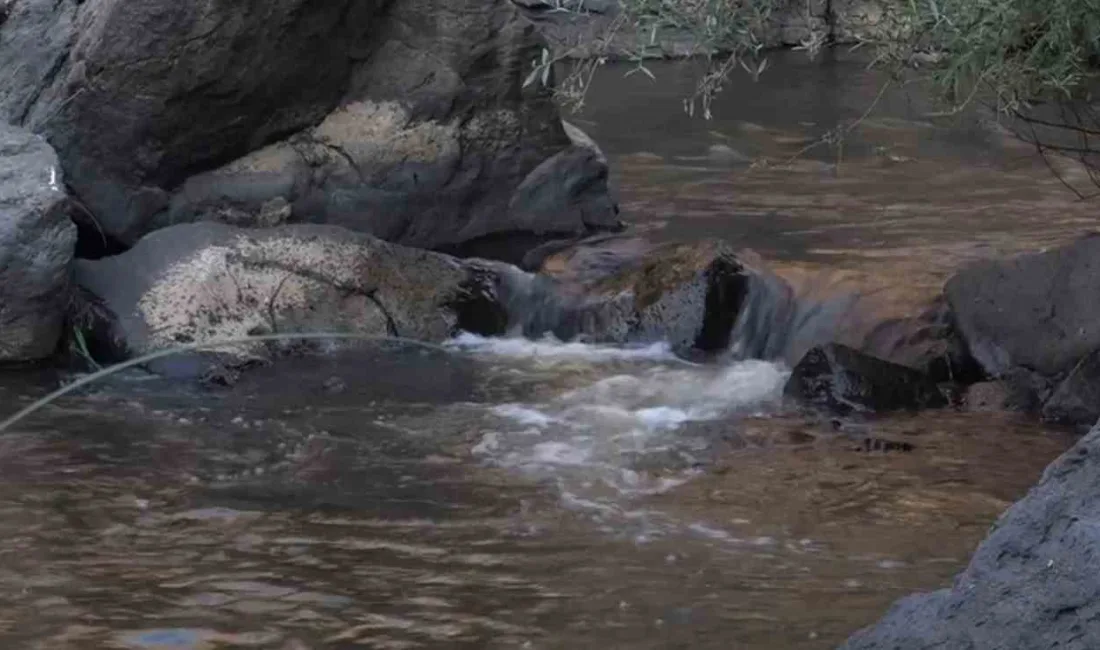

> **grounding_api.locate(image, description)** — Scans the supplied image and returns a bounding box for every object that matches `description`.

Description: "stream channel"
[0,51,1094,649]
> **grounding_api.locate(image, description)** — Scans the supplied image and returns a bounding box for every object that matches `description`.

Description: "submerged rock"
[0,0,618,256]
[963,367,1052,414]
[0,123,76,362]
[784,343,947,414]
[73,222,504,373]
[840,419,1100,650]
[860,298,982,385]
[1042,349,1100,427]
[945,234,1100,378]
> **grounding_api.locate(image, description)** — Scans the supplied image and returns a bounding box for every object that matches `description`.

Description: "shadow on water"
[0,51,1089,649]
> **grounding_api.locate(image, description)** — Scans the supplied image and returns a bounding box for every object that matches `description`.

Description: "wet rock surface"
[840,419,1100,650]
[0,123,76,362]
[73,222,504,374]
[0,0,618,255]
[784,343,948,414]
[509,236,751,351]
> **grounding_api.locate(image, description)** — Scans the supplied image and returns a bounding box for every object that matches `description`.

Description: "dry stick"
[1068,101,1100,192]
[556,10,630,112]
[1013,109,1100,136]
[783,76,896,167]
[1023,114,1099,201]
[0,333,450,434]
[67,193,109,250]
[1014,100,1100,200]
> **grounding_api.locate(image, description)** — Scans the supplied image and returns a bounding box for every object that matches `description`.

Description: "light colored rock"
[73,222,504,368]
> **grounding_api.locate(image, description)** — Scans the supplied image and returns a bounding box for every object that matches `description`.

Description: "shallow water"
[0,51,1090,649]
[576,50,1100,307]
[0,340,1076,650]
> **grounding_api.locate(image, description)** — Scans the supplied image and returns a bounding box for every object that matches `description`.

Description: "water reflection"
[0,344,1076,649]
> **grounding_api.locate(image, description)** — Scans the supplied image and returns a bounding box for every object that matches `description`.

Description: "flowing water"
[0,51,1092,649]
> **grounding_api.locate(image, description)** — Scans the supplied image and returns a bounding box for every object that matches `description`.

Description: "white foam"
[471,432,501,456]
[471,349,787,478]
[688,522,739,542]
[634,407,692,430]
[530,441,592,466]
[450,333,790,543]
[490,404,557,428]
[446,333,678,363]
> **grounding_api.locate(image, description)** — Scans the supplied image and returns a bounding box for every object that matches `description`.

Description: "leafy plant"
[71,328,101,370]
[529,0,825,116]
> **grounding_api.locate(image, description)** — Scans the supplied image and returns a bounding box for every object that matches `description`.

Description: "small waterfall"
[728,265,871,366]
[448,243,929,542]
[483,247,877,368]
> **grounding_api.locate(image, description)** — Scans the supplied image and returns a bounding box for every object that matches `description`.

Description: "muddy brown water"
[0,51,1091,649]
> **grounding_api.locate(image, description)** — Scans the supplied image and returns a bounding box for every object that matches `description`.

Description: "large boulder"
[72,222,505,373]
[785,343,947,414]
[0,122,76,362]
[0,0,618,256]
[945,235,1100,378]
[840,420,1100,650]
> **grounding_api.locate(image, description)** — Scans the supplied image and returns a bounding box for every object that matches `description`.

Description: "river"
[0,51,1090,649]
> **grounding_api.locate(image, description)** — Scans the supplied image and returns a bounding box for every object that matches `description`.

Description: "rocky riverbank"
[835,235,1100,649]
[4,1,1100,648]
[840,418,1100,649]
[0,0,624,367]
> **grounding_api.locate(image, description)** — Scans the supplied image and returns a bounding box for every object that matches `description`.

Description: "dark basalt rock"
[945,234,1100,378]
[1042,349,1100,427]
[784,343,948,414]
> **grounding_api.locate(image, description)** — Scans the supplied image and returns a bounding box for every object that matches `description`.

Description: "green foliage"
[898,0,1100,112]
[532,0,823,117]
[619,0,788,117]
[71,328,101,370]
[532,0,1100,182]
[537,0,1100,117]
[623,0,777,50]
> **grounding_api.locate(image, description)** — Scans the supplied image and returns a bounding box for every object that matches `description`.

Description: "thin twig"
[0,333,451,434]
[783,75,895,165]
